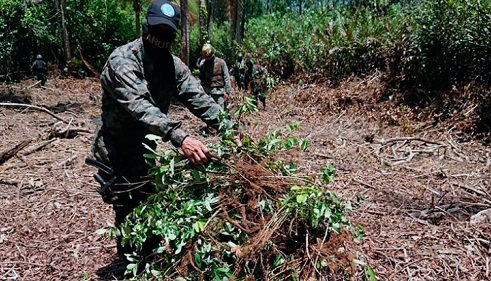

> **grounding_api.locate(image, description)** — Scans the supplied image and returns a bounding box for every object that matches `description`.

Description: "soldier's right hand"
[181,136,213,165]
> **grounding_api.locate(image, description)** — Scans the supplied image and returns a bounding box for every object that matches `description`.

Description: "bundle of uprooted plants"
[107,121,366,280]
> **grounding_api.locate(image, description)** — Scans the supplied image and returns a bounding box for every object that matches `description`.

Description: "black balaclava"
[142,0,180,62]
[142,20,177,61]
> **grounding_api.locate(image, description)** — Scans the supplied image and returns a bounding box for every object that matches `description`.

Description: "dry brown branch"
[21,139,57,156]
[48,125,92,139]
[352,178,376,188]
[0,102,68,123]
[1,122,89,165]
[451,181,488,197]
[408,203,461,219]
[374,136,446,146]
[389,151,416,166]
[0,179,20,186]
[79,49,100,77]
[0,140,31,165]
[56,155,78,167]
[27,80,41,89]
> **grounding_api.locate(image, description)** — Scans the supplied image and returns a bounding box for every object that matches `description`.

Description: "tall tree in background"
[207,0,214,42]
[199,0,207,46]
[57,0,72,61]
[122,0,144,38]
[230,0,244,43]
[132,0,143,38]
[180,0,190,65]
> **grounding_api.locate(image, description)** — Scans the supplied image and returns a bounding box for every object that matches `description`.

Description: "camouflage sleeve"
[101,55,188,147]
[173,56,223,130]
[221,60,233,94]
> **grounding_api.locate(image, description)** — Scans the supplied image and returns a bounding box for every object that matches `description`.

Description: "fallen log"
[0,140,31,165]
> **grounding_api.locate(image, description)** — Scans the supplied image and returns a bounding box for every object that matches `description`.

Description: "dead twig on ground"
[21,139,57,156]
[48,121,92,139]
[451,181,489,197]
[27,80,41,89]
[374,136,446,146]
[0,102,68,123]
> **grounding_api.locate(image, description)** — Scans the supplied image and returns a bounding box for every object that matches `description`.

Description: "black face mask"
[145,27,176,49]
[142,21,177,60]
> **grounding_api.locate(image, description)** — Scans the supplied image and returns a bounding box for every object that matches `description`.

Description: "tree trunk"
[207,0,214,42]
[199,0,207,46]
[180,0,190,65]
[231,0,244,43]
[59,0,72,61]
[237,0,244,43]
[133,1,142,38]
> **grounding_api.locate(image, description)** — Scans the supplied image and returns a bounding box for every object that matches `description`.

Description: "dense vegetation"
[3,0,485,136]
[2,0,490,89]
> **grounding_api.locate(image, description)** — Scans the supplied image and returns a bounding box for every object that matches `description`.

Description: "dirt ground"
[0,77,490,280]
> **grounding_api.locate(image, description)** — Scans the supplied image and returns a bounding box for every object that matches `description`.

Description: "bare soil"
[0,76,489,280]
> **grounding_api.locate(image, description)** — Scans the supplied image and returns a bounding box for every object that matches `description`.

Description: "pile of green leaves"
[101,119,368,280]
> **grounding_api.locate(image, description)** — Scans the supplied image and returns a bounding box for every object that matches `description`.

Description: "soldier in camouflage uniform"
[245,59,268,109]
[197,43,233,109]
[231,53,246,90]
[31,54,47,87]
[89,0,237,261]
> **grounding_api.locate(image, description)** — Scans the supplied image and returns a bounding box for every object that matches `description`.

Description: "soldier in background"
[89,0,239,263]
[245,58,268,109]
[231,53,246,90]
[197,43,233,109]
[31,54,47,87]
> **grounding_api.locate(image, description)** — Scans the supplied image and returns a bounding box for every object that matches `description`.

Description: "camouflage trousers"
[250,79,267,108]
[91,136,161,259]
[34,72,47,86]
[204,87,226,109]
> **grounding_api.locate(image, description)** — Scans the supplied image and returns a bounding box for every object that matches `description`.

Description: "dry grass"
[0,75,489,280]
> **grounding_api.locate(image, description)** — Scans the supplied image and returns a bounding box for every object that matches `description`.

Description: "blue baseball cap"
[146,0,180,31]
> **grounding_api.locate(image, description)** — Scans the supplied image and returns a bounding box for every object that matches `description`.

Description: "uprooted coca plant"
[99,119,369,280]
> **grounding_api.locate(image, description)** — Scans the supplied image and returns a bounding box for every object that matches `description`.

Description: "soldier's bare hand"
[234,132,243,147]
[181,137,212,165]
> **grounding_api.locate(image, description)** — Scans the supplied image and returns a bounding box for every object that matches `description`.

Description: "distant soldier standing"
[197,43,233,109]
[245,59,268,109]
[31,54,47,87]
[231,53,246,90]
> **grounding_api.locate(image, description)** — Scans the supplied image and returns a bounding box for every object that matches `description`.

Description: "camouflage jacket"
[92,38,224,162]
[232,60,247,76]
[198,56,233,94]
[31,59,47,73]
[246,64,266,80]
[246,64,267,93]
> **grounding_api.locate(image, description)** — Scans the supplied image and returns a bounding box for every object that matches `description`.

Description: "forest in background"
[2,0,489,139]
[1,0,490,85]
